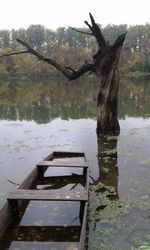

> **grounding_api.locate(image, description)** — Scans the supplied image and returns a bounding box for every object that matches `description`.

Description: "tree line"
[0,23,150,78]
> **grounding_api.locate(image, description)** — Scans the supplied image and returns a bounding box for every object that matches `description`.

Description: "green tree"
[0,30,10,48]
[26,25,46,50]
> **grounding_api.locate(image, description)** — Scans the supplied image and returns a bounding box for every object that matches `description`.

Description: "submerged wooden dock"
[0,151,89,250]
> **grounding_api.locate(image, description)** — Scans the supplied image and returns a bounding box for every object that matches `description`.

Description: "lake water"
[0,76,150,249]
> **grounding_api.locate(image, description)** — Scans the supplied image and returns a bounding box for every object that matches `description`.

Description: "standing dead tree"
[1,13,126,135]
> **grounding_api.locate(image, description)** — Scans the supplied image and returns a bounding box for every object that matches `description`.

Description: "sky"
[0,0,150,30]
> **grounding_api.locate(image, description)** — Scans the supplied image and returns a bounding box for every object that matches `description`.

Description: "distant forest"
[0,23,150,78]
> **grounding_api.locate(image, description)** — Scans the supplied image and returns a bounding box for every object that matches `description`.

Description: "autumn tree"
[1,14,126,135]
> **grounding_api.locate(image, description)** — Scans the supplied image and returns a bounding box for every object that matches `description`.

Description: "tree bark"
[95,35,126,135]
[97,71,120,135]
[0,13,126,135]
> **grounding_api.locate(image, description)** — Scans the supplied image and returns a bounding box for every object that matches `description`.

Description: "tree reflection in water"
[1,77,150,123]
[90,134,119,218]
[97,135,119,200]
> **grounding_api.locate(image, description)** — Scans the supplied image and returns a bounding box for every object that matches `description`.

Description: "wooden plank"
[7,189,88,202]
[51,151,85,158]
[79,202,88,250]
[19,168,38,189]
[36,161,88,168]
[0,203,12,238]
[84,168,89,190]
[0,169,39,237]
[9,241,79,250]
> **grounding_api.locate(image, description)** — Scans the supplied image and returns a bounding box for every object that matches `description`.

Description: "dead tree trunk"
[0,13,126,135]
[95,36,125,135]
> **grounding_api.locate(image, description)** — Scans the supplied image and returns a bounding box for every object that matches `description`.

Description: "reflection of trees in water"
[0,78,97,123]
[91,135,119,209]
[88,135,119,242]
[89,135,150,249]
[97,135,119,199]
[119,77,150,118]
[0,77,150,123]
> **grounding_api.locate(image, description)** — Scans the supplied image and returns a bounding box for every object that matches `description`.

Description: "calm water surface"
[0,77,150,249]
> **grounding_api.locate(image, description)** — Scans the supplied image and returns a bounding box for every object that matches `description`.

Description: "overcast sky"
[0,0,150,30]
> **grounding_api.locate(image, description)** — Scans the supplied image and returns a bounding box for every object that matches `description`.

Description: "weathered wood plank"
[36,161,88,168]
[79,202,88,250]
[19,168,38,189]
[0,203,12,238]
[50,151,85,158]
[7,189,88,202]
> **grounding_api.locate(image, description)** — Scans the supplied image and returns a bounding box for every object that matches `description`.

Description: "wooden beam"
[36,161,88,168]
[7,189,88,202]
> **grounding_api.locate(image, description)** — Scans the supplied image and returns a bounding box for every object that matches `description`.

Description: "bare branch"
[111,32,127,51]
[7,179,19,186]
[0,50,29,57]
[68,14,107,51]
[16,38,46,60]
[68,26,92,36]
[84,21,93,31]
[14,38,94,80]
[65,66,76,73]
[0,14,112,81]
[89,13,107,50]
